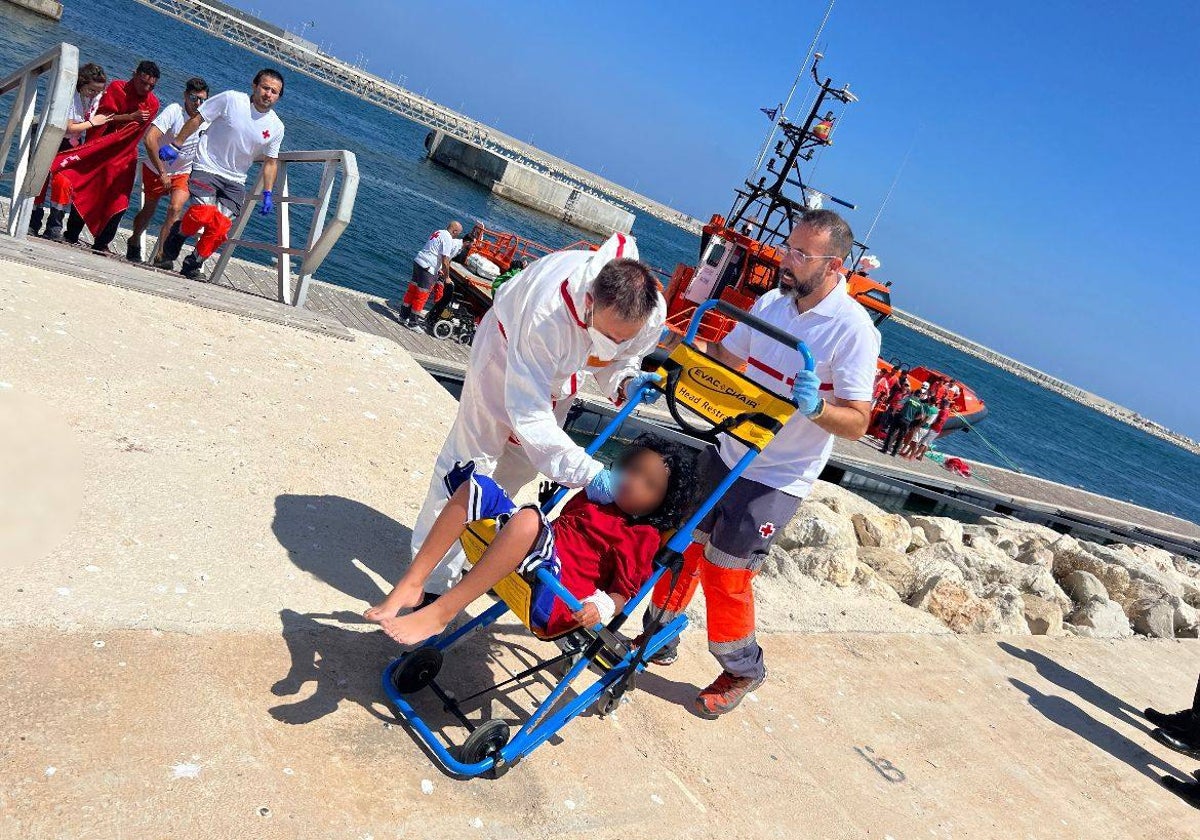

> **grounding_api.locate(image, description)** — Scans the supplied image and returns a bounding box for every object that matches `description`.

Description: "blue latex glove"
[623,372,662,405]
[260,190,274,216]
[791,369,822,417]
[157,143,180,164]
[584,468,619,505]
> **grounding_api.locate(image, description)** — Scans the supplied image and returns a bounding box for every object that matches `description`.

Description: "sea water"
[3,0,1197,525]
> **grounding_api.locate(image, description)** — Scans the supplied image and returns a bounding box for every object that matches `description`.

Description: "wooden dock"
[2,228,1197,557]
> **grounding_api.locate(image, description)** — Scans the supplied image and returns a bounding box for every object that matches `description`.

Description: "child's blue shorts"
[444,461,562,629]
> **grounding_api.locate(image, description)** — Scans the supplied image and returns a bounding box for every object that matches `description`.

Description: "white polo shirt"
[414,229,456,272]
[717,283,881,497]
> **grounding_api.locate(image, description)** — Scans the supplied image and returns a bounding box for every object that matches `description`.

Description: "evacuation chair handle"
[685,298,816,369]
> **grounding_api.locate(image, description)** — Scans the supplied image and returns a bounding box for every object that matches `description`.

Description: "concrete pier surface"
[5,248,1200,838]
[426,131,636,236]
[1,0,62,21]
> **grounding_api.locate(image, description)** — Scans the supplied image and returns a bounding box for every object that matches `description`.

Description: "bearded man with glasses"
[641,208,882,718]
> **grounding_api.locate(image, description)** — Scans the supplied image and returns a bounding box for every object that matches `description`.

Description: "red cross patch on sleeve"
[262,129,271,139]
[758,522,776,539]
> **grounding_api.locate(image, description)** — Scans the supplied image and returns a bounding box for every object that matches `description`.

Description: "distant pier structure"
[133,0,703,236]
[3,0,63,21]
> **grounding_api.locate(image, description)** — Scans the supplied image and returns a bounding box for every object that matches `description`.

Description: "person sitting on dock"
[397,221,463,330]
[365,435,695,644]
[153,68,286,280]
[55,60,162,252]
[408,233,666,609]
[127,77,210,263]
[641,209,879,717]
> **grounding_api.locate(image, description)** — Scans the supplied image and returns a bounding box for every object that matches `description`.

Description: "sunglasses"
[187,94,208,103]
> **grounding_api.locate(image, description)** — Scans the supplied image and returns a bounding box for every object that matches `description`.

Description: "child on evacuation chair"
[365,435,698,645]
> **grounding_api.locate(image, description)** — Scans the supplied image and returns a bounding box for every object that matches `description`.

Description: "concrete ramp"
[3,259,1200,838]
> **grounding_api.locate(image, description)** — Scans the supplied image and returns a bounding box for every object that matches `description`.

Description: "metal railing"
[0,43,77,239]
[209,149,358,308]
[132,0,703,234]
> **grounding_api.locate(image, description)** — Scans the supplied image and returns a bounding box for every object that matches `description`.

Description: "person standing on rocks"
[153,69,286,280]
[641,209,880,718]
[406,234,666,608]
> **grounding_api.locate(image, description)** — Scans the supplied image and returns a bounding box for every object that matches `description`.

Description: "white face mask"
[585,307,629,362]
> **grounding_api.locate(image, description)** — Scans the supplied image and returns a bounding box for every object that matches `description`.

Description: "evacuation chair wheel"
[432,319,455,341]
[595,687,622,717]
[391,646,443,695]
[457,329,474,346]
[457,719,511,778]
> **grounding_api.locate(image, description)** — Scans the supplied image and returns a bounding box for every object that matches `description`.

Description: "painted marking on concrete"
[170,762,201,779]
[663,769,707,814]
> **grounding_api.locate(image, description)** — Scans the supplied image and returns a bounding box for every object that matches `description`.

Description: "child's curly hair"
[614,433,700,532]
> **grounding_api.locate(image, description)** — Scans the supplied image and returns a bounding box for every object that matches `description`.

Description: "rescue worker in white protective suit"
[410,233,668,601]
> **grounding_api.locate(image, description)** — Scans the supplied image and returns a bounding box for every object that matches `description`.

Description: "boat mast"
[746,0,837,181]
[727,53,859,247]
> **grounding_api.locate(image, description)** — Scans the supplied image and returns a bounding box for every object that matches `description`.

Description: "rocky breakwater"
[754,482,1200,638]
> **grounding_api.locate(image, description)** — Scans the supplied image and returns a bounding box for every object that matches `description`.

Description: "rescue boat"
[657,52,988,436]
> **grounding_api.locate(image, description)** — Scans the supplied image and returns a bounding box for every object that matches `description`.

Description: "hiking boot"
[694,670,765,718]
[404,313,426,332]
[152,256,175,270]
[1160,774,1200,810]
[1145,707,1196,736]
[27,206,45,237]
[180,253,205,280]
[396,302,414,324]
[126,240,142,263]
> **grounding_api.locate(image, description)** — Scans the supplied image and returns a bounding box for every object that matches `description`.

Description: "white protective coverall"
[412,233,667,593]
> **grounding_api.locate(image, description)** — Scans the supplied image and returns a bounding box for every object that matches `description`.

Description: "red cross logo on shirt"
[262,129,271,139]
[758,522,776,539]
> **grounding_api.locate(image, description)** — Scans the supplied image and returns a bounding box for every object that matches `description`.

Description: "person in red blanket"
[55,61,161,252]
[365,435,697,643]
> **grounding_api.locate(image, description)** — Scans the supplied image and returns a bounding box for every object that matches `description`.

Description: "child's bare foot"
[364,581,424,623]
[379,607,451,646]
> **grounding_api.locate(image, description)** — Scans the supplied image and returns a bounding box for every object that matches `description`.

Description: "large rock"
[1014,543,1054,568]
[763,545,856,588]
[1172,555,1200,580]
[910,540,1021,595]
[851,513,912,553]
[1067,598,1133,639]
[856,546,918,600]
[910,574,1006,634]
[1052,539,1181,612]
[806,481,888,520]
[1129,598,1176,639]
[1017,565,1073,615]
[977,515,1061,545]
[1171,597,1200,638]
[907,528,930,553]
[852,561,902,602]
[1062,570,1108,605]
[778,500,856,554]
[1021,595,1064,635]
[963,522,1020,547]
[994,537,1022,560]
[982,583,1032,635]
[906,515,963,546]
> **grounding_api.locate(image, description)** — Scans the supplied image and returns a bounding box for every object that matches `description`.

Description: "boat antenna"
[863,124,920,245]
[747,0,836,180]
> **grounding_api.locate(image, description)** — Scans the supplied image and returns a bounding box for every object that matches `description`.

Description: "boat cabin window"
[703,239,727,268]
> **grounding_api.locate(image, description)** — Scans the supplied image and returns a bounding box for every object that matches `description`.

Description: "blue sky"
[236,0,1200,438]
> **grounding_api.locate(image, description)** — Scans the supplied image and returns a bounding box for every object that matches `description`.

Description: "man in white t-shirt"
[127,77,210,263]
[398,222,464,329]
[153,69,286,280]
[643,209,881,718]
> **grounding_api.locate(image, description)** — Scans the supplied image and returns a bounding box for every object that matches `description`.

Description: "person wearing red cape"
[47,61,160,252]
